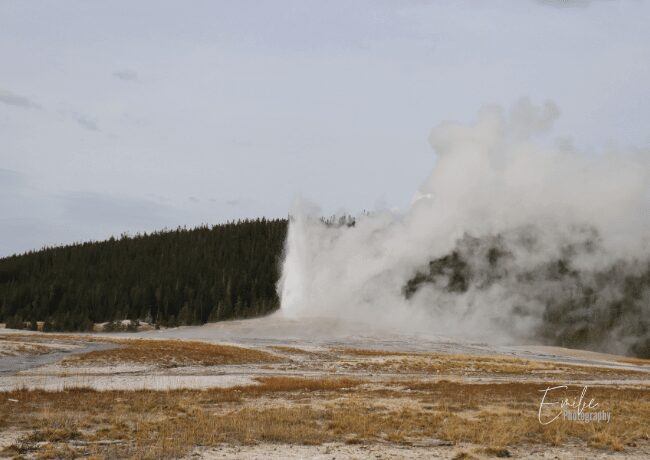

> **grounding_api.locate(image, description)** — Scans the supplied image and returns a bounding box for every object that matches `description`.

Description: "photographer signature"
[538,385,601,425]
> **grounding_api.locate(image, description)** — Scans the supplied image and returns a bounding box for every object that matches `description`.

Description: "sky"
[1,0,649,257]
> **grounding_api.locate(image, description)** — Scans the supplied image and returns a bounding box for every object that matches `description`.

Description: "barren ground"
[1,315,649,459]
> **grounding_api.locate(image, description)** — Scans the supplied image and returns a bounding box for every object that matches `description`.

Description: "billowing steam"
[278,99,650,357]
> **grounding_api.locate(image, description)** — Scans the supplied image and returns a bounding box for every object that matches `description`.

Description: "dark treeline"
[0,219,288,331]
[403,232,650,358]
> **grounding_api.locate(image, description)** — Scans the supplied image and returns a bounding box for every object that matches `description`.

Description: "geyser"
[278,99,650,357]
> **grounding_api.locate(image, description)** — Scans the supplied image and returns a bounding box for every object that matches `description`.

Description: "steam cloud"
[278,99,650,357]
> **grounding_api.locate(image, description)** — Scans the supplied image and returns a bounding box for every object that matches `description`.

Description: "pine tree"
[0,219,287,331]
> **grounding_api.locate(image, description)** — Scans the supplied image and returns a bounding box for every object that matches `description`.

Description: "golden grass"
[332,348,646,379]
[2,333,283,367]
[1,378,649,459]
[269,345,316,355]
[251,376,362,393]
[63,339,281,367]
[2,335,649,457]
[617,356,650,366]
[0,377,362,458]
[1,334,283,367]
[335,347,414,357]
[394,380,650,450]
[4,332,646,379]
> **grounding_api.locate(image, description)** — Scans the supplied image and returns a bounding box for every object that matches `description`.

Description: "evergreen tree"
[0,219,288,331]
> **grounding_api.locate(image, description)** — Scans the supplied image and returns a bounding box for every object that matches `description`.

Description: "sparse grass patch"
[335,347,415,357]
[617,356,650,366]
[0,337,67,356]
[269,345,315,354]
[63,339,281,367]
[250,376,362,393]
[481,446,512,457]
[213,406,329,445]
[330,348,647,379]
[3,336,650,458]
[3,379,648,458]
[452,451,479,460]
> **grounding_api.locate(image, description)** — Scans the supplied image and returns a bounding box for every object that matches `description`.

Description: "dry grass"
[0,340,53,357]
[2,335,649,457]
[0,377,362,458]
[1,334,284,367]
[335,347,414,357]
[617,356,650,366]
[269,345,317,355]
[5,332,646,378]
[62,339,281,367]
[1,378,649,459]
[331,348,646,379]
[250,376,362,393]
[393,380,650,450]
[452,451,479,460]
[480,447,512,458]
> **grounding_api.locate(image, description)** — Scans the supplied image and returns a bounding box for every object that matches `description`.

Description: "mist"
[278,99,650,357]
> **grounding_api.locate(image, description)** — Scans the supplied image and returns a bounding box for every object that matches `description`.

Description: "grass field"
[1,331,649,459]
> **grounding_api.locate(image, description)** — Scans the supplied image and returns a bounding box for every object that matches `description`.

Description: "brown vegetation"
[2,335,649,458]
[617,356,650,366]
[63,339,281,367]
[334,348,646,379]
[1,377,649,459]
[269,345,318,355]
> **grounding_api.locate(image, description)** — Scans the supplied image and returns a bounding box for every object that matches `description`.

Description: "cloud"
[0,170,60,256]
[534,0,602,7]
[61,191,180,228]
[0,176,189,256]
[0,91,99,132]
[225,199,240,206]
[54,109,101,132]
[113,69,139,82]
[71,113,100,132]
[0,168,28,189]
[0,89,41,109]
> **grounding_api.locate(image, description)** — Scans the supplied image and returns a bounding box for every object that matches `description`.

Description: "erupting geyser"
[278,99,650,357]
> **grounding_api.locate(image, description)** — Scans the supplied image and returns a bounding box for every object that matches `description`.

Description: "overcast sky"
[1,0,649,256]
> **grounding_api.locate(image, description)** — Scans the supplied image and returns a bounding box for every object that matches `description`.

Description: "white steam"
[277,99,650,354]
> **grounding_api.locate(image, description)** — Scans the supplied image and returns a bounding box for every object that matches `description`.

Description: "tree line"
[0,218,287,331]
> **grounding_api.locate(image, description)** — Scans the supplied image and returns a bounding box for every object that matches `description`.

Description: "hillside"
[0,219,287,331]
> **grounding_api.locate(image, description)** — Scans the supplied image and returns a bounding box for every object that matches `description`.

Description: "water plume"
[278,99,650,357]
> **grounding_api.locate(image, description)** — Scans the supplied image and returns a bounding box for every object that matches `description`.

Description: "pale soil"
[0,372,256,391]
[192,441,650,459]
[2,345,648,392]
[1,314,649,459]
[0,429,28,454]
[2,314,647,392]
[0,339,72,357]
